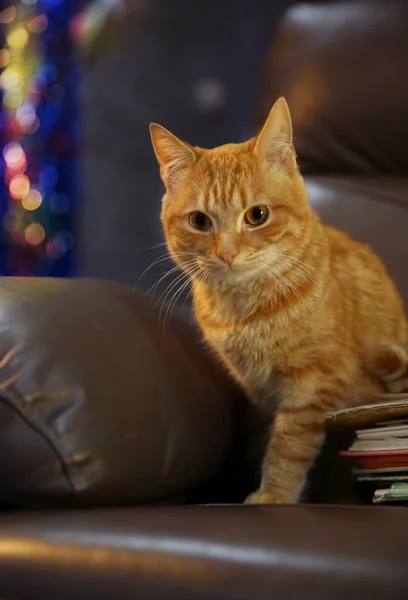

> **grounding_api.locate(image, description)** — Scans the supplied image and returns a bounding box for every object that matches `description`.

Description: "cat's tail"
[365,343,408,394]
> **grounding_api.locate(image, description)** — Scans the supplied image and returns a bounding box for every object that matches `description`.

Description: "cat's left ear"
[150,123,196,193]
[254,97,297,176]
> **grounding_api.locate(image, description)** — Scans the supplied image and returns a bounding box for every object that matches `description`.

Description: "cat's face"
[150,98,310,286]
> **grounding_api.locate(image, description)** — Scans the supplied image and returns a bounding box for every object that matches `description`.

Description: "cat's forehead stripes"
[194,153,254,214]
[204,180,249,215]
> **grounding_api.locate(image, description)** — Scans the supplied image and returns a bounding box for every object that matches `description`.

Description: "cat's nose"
[216,249,239,266]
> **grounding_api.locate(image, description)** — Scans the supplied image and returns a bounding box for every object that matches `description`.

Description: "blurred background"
[1,0,408,298]
[0,0,78,277]
[0,0,287,288]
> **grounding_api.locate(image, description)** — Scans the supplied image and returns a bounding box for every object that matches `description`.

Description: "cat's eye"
[244,206,269,227]
[189,211,212,231]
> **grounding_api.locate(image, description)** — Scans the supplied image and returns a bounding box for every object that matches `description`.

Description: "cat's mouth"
[178,255,266,285]
[200,260,262,284]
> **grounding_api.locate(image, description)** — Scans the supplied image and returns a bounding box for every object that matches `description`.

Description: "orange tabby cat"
[150,98,408,504]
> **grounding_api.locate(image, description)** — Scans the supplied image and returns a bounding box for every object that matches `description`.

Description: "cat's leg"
[246,347,408,505]
[246,406,326,504]
[246,373,348,504]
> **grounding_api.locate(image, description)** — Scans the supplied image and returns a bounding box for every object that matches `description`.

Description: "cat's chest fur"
[195,293,296,395]
[214,319,282,385]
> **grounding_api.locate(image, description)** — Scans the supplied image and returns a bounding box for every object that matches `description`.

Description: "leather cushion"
[0,278,234,508]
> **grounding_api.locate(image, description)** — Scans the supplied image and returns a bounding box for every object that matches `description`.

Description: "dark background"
[80,0,288,293]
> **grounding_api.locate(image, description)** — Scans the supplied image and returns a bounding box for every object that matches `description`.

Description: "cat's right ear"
[149,124,196,193]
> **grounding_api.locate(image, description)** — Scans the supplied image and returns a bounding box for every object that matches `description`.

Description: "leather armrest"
[0,505,407,600]
[0,278,235,508]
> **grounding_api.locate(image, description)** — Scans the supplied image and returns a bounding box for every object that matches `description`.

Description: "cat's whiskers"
[149,264,182,296]
[258,267,284,302]
[259,265,289,304]
[152,255,212,326]
[136,250,197,289]
[263,263,301,304]
[160,265,206,334]
[155,259,205,324]
[135,241,168,252]
[149,257,198,296]
[163,267,206,333]
[181,266,210,315]
[156,270,193,332]
[273,259,317,287]
[249,251,317,285]
[277,253,318,283]
[156,267,194,314]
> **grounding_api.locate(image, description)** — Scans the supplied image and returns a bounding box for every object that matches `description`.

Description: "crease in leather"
[0,387,75,501]
[24,386,85,423]
[22,386,103,494]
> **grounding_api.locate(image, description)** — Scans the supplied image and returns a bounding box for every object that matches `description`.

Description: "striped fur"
[150,98,407,504]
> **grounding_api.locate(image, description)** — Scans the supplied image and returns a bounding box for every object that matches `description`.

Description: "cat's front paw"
[245,490,286,505]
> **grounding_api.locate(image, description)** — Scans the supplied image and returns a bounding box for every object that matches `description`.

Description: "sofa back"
[257,0,408,174]
[256,1,408,306]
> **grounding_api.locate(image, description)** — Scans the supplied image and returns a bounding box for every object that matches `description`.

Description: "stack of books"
[325,395,408,504]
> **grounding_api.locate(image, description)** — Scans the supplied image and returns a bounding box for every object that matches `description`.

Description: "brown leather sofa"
[1,1,408,599]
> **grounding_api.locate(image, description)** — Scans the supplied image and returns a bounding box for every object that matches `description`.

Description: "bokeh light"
[3,90,23,109]
[28,15,48,33]
[22,189,42,211]
[21,116,40,134]
[3,143,25,169]
[29,73,47,94]
[1,0,77,277]
[1,66,24,91]
[40,165,59,187]
[0,7,16,24]
[9,174,30,199]
[4,149,27,176]
[7,28,29,50]
[46,231,74,258]
[0,49,9,68]
[53,230,74,252]
[16,104,36,128]
[25,223,45,246]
